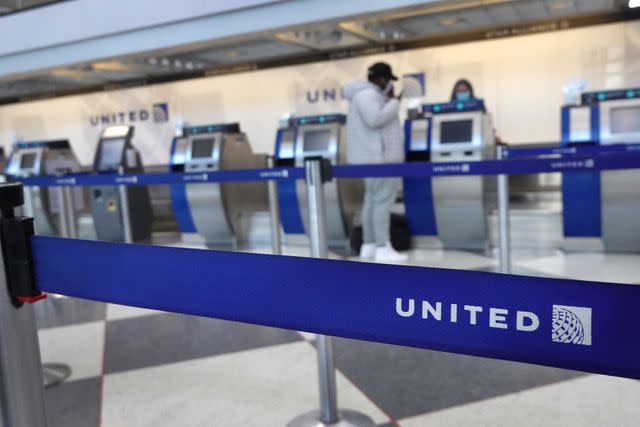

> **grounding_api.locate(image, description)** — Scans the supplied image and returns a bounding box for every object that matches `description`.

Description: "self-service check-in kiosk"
[90,125,152,242]
[403,109,437,241]
[6,140,83,236]
[428,99,495,250]
[169,123,268,247]
[274,114,363,251]
[562,88,640,252]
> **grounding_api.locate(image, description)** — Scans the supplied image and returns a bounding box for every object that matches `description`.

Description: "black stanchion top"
[0,183,23,210]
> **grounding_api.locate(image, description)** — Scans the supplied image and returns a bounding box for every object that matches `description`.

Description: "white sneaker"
[359,243,377,260]
[374,242,409,263]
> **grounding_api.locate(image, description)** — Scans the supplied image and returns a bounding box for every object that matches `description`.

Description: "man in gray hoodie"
[343,62,408,263]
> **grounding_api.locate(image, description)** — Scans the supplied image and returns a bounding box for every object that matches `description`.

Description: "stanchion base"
[287,409,375,427]
[43,363,71,388]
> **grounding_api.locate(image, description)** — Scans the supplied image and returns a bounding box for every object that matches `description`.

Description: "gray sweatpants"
[362,178,402,246]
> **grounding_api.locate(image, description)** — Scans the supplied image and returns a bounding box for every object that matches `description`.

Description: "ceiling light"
[439,17,459,26]
[630,0,640,8]
[304,29,343,45]
[548,1,574,10]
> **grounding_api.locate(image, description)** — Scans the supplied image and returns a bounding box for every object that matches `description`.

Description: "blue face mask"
[456,91,471,101]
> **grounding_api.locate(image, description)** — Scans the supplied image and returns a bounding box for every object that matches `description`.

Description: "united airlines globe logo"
[401,72,426,98]
[552,305,592,346]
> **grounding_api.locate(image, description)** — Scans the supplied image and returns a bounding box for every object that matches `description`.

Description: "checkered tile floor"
[36,246,640,427]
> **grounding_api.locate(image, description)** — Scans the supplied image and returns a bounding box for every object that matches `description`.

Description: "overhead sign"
[88,102,169,127]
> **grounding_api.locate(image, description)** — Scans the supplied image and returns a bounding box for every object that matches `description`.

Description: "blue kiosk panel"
[403,118,437,236]
[169,136,197,233]
[274,127,305,235]
[560,105,601,238]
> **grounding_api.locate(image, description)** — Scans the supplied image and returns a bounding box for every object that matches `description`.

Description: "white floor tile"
[38,321,104,382]
[398,374,640,427]
[392,248,493,270]
[106,303,165,321]
[297,330,316,341]
[515,252,640,284]
[102,341,389,427]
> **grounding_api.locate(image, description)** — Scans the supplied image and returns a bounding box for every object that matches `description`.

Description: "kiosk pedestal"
[274,114,362,252]
[90,126,152,243]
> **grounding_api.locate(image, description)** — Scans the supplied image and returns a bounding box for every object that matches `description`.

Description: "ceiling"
[0,0,633,103]
[0,0,63,15]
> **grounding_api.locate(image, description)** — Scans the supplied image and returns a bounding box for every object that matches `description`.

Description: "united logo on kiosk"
[552,305,592,346]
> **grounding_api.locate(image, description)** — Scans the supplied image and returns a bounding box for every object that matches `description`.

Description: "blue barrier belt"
[332,152,640,178]
[15,167,305,187]
[503,143,640,159]
[13,152,640,186]
[33,236,640,380]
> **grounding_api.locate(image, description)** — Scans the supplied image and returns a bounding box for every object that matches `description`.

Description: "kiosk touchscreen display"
[440,120,473,144]
[303,130,331,152]
[611,106,640,134]
[191,138,215,159]
[98,139,125,170]
[20,153,36,169]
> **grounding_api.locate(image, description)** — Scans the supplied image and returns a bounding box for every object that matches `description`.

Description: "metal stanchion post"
[497,146,512,274]
[288,159,374,427]
[56,186,70,238]
[0,183,47,427]
[267,156,282,255]
[49,184,74,384]
[62,186,77,239]
[22,185,35,219]
[118,167,133,244]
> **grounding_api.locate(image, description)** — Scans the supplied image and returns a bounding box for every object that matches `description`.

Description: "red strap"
[17,293,47,303]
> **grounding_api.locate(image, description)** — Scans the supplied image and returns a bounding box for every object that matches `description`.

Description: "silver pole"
[118,167,133,244]
[0,184,47,427]
[288,159,374,427]
[266,156,282,255]
[497,146,511,274]
[63,186,77,239]
[56,186,70,238]
[305,159,336,424]
[22,186,35,219]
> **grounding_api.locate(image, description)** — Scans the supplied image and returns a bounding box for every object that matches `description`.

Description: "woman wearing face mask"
[451,78,475,102]
[450,78,502,144]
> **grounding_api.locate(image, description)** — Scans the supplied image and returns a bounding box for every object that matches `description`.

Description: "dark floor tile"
[44,377,101,427]
[332,337,584,420]
[104,313,302,374]
[35,296,106,329]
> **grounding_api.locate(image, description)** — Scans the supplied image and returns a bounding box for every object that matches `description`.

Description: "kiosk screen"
[611,106,640,134]
[98,139,125,171]
[440,120,473,144]
[303,130,331,152]
[191,138,215,159]
[20,153,36,169]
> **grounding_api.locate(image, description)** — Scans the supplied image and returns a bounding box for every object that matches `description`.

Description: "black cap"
[367,62,398,81]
